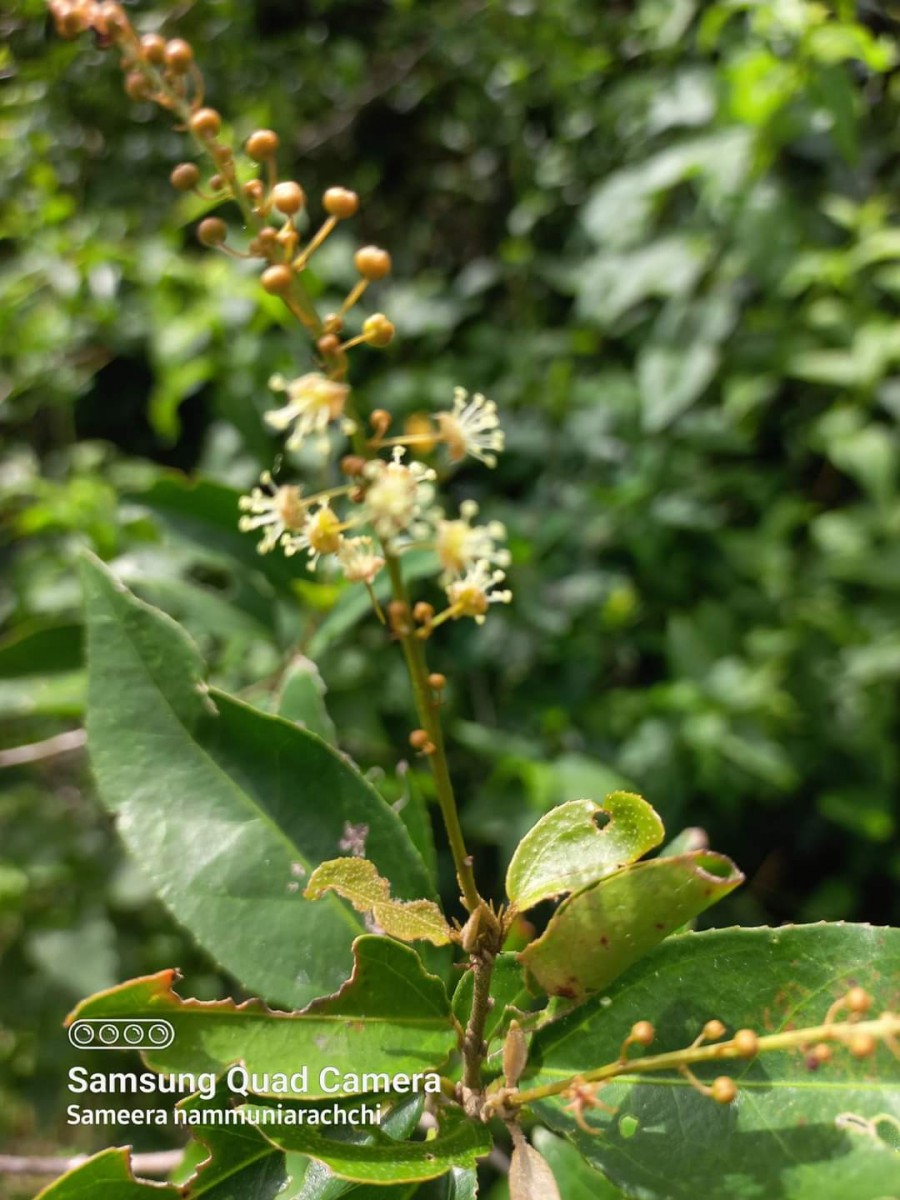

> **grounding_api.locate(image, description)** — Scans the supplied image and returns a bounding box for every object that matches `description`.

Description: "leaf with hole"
[506,793,665,911]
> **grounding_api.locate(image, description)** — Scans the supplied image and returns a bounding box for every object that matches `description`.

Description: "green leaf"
[180,1086,423,1199]
[179,1090,289,1198]
[531,1129,624,1199]
[506,793,665,911]
[278,656,337,744]
[67,936,455,1097]
[245,1103,492,1184]
[527,925,900,1200]
[81,554,433,1006]
[519,851,743,1001]
[413,1167,478,1199]
[305,859,452,946]
[33,1148,179,1199]
[0,620,83,676]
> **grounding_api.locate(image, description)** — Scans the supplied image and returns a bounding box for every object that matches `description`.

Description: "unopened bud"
[190,107,221,139]
[354,245,391,280]
[631,1021,655,1047]
[170,162,200,192]
[246,129,279,161]
[409,729,430,751]
[323,187,360,219]
[323,313,344,335]
[340,455,366,478]
[369,409,391,437]
[317,334,341,357]
[503,1021,528,1089]
[197,218,228,247]
[848,1032,877,1059]
[164,38,194,73]
[733,1029,758,1058]
[704,1020,726,1041]
[363,313,395,347]
[140,33,166,64]
[243,179,265,203]
[413,602,435,624]
[846,987,872,1015]
[124,71,153,101]
[710,1076,737,1105]
[261,265,294,294]
[272,182,305,216]
[428,673,447,690]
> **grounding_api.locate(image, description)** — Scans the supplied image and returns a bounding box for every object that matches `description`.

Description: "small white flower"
[238,471,308,554]
[445,560,512,624]
[435,499,510,583]
[265,372,350,451]
[338,536,385,584]
[283,502,345,569]
[363,448,436,541]
[436,387,504,467]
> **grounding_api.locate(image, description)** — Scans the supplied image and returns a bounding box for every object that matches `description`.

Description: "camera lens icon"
[67,1018,175,1051]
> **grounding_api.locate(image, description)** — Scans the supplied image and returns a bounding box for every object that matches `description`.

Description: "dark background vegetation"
[2,0,900,1187]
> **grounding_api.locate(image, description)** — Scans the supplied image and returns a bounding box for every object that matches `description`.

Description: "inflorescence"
[50,0,512,634]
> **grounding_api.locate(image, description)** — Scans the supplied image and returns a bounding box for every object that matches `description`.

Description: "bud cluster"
[49,4,513,638]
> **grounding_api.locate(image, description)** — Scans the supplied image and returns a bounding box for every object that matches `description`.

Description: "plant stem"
[509,1012,900,1108]
[384,553,481,914]
[462,954,494,1092]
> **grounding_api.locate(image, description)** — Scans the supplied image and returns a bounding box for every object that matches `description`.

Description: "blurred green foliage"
[2,0,900,1179]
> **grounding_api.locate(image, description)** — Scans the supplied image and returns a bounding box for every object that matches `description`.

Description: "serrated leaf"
[509,1138,561,1200]
[278,656,337,745]
[80,554,432,1007]
[506,793,665,911]
[33,1148,179,1199]
[527,924,900,1200]
[66,936,455,1097]
[519,852,743,1001]
[244,1103,492,1184]
[306,859,451,946]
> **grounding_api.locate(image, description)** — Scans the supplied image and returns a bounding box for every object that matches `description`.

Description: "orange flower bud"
[170,163,200,192]
[354,245,391,280]
[246,129,280,161]
[323,187,360,219]
[272,182,305,216]
[164,38,194,73]
[197,218,228,247]
[261,264,294,294]
[190,107,221,139]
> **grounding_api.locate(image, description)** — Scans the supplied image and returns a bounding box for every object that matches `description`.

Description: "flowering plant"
[30,4,900,1199]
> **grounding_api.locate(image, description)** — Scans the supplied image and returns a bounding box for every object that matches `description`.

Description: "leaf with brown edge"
[34,1148,179,1199]
[64,936,455,1098]
[520,851,743,1001]
[506,793,665,911]
[305,858,451,946]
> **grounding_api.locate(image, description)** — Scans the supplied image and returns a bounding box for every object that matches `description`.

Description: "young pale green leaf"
[33,1148,179,1199]
[66,936,455,1097]
[278,656,337,745]
[508,1135,561,1200]
[305,859,451,946]
[244,1104,492,1184]
[80,554,433,1007]
[505,793,665,911]
[531,1129,625,1199]
[527,924,900,1200]
[519,851,743,1001]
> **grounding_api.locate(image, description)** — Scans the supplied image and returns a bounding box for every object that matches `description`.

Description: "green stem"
[509,1012,900,1108]
[384,553,481,914]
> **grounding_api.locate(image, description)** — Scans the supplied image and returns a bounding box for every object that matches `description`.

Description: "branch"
[0,1150,183,1179]
[0,729,86,768]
